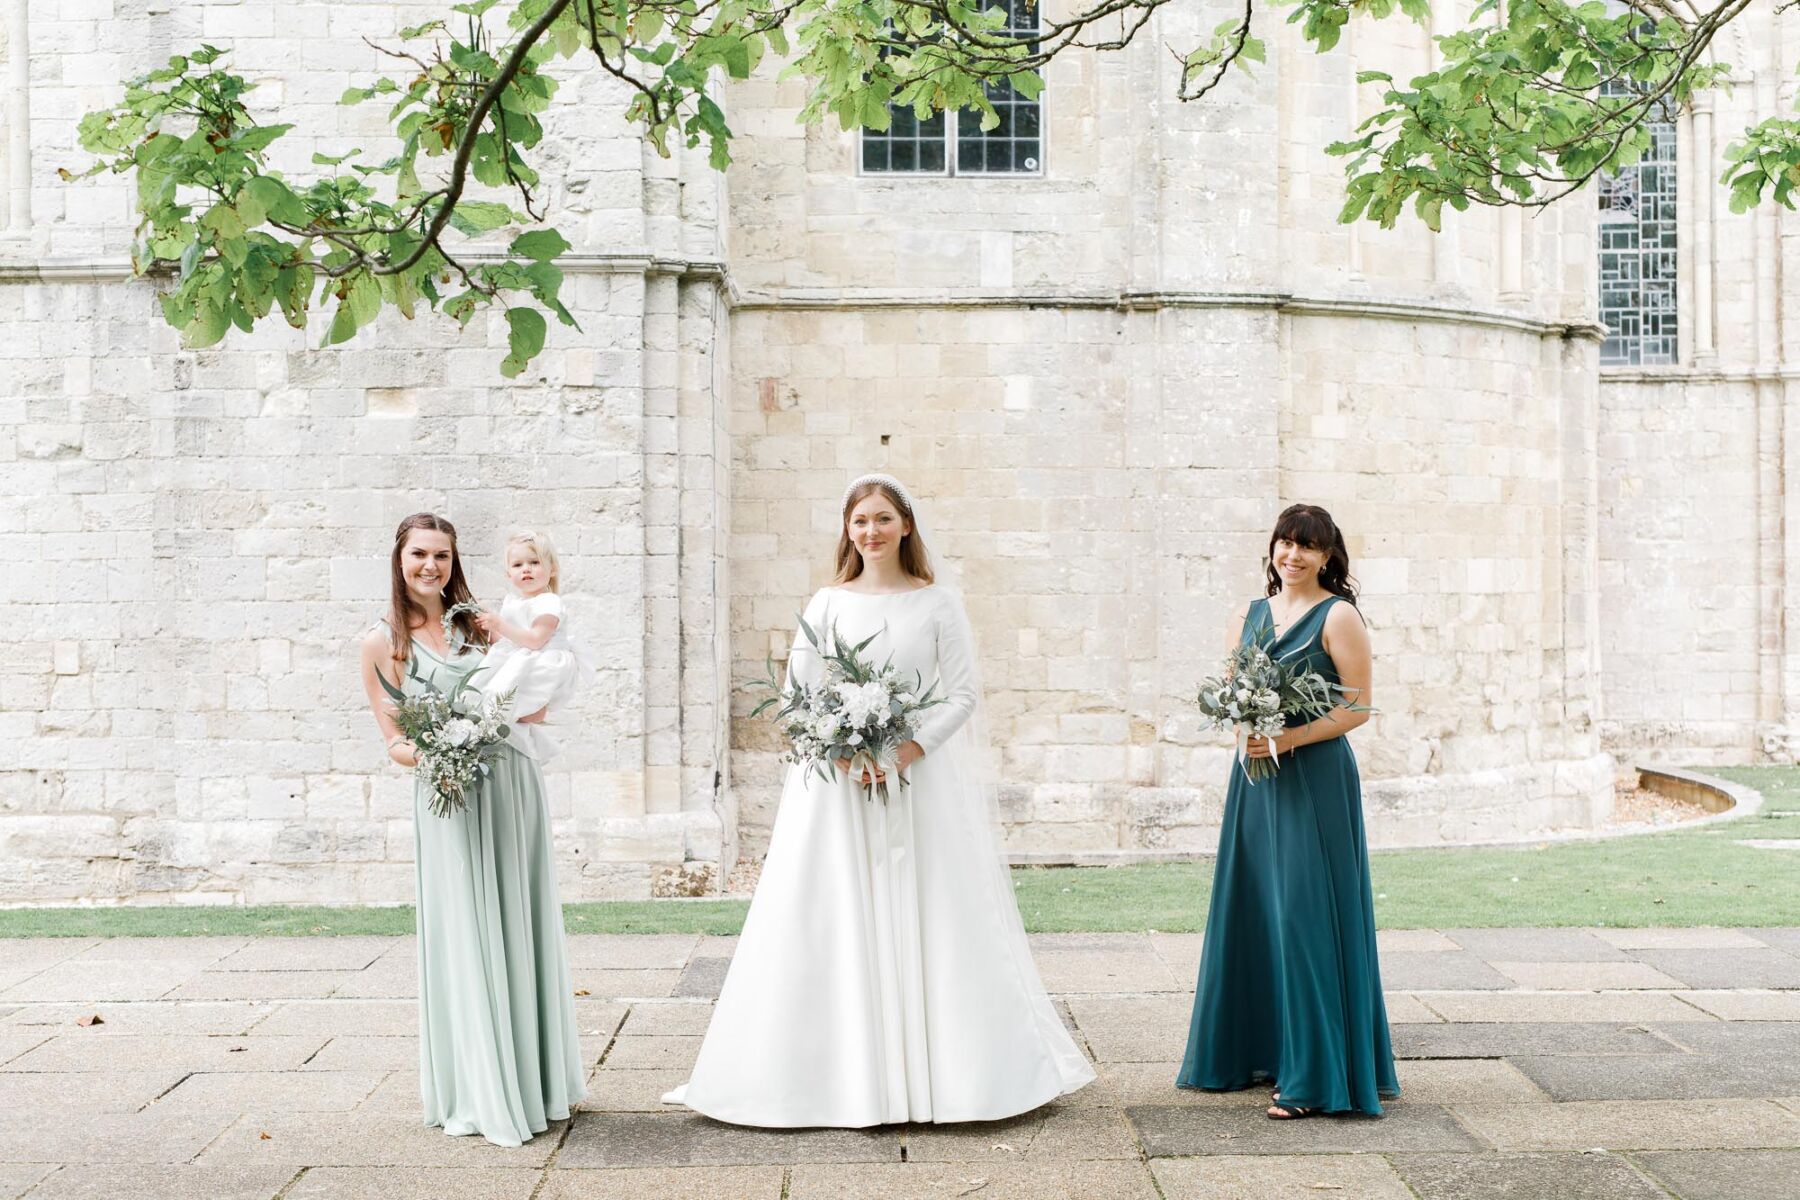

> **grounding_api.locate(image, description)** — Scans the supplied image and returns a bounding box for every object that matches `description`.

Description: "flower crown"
[841,473,915,515]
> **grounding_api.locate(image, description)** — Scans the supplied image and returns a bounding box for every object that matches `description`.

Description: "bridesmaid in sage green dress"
[358,512,587,1147]
[1177,504,1398,1119]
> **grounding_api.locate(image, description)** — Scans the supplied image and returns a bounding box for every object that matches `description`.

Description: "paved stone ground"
[2,929,1799,1198]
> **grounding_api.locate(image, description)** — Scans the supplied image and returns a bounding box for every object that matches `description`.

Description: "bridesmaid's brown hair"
[386,513,486,663]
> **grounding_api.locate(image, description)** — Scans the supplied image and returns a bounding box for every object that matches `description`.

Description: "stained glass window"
[861,0,1042,176]
[1598,89,1678,365]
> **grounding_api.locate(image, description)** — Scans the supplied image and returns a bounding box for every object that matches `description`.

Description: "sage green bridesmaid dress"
[390,626,588,1146]
[1176,596,1399,1114]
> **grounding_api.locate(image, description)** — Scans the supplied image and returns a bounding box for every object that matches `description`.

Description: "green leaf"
[509,228,570,262]
[499,307,547,378]
[448,200,515,234]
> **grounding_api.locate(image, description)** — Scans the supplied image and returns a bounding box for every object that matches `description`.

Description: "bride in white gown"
[662,473,1094,1128]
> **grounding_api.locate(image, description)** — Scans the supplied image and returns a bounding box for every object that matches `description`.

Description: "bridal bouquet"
[1193,636,1351,783]
[751,617,944,803]
[376,654,515,818]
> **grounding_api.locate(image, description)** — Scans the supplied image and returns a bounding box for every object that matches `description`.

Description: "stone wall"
[2,1,1793,902]
[0,0,732,903]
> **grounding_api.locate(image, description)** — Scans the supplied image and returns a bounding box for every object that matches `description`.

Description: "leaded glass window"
[861,0,1042,176]
[1597,88,1678,365]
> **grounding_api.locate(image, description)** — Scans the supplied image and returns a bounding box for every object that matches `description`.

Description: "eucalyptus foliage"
[69,0,1768,372]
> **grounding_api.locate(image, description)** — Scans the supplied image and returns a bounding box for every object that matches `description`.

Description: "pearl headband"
[841,473,915,515]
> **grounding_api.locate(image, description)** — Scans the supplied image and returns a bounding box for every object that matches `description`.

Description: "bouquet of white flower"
[1194,634,1354,783]
[752,617,945,803]
[376,654,515,818]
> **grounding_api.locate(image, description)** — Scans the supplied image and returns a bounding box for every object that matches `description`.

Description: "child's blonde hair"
[504,529,562,593]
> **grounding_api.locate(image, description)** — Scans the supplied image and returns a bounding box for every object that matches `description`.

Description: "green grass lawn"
[4,767,1795,938]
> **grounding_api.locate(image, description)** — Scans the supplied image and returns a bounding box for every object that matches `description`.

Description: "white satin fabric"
[663,585,1094,1127]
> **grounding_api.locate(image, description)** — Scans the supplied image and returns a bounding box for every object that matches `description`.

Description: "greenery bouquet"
[1194,636,1349,784]
[376,603,515,817]
[752,617,944,804]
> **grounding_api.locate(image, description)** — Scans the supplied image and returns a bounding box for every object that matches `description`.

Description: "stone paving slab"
[1741,927,1800,954]
[1444,929,1631,962]
[1390,1022,1680,1059]
[557,1113,899,1167]
[539,1165,783,1200]
[0,1031,52,1066]
[7,1000,272,1035]
[603,1034,702,1070]
[1450,1099,1800,1151]
[1416,990,1707,1024]
[0,1111,239,1164]
[0,939,99,966]
[904,1106,1139,1161]
[1129,1102,1483,1155]
[324,958,417,1000]
[17,1164,297,1200]
[152,1069,388,1114]
[212,938,393,973]
[300,1035,431,1072]
[1377,929,1462,952]
[1488,960,1687,990]
[0,1068,186,1113]
[1393,1058,1551,1105]
[1627,948,1800,989]
[580,1067,688,1112]
[1149,1152,1415,1199]
[565,934,700,970]
[169,971,360,1001]
[285,1166,544,1200]
[1061,995,1188,1062]
[1632,1149,1800,1200]
[572,968,681,1000]
[244,1000,416,1038]
[0,960,207,1004]
[66,937,250,965]
[6,1032,328,1073]
[199,1113,564,1167]
[670,958,730,999]
[1378,952,1514,991]
[1388,1150,1668,1200]
[1382,993,1446,1023]
[1676,989,1800,1020]
[1595,928,1770,950]
[1506,1051,1800,1101]
[0,1165,52,1200]
[1147,933,1202,980]
[790,1159,1161,1199]
[1029,942,1180,1000]
[617,1000,715,1036]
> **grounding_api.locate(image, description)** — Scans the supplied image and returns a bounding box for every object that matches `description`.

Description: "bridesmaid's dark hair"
[1265,504,1359,605]
[386,513,486,663]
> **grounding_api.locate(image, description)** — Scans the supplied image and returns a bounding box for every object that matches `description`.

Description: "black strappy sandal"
[1266,1101,1320,1120]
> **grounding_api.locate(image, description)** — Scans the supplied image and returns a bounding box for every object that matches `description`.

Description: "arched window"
[1597,88,1679,365]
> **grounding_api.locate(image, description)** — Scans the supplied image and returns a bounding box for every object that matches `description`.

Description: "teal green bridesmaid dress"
[1176,596,1399,1114]
[394,629,588,1146]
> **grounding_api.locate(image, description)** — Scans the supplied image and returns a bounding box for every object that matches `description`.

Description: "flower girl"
[473,530,596,761]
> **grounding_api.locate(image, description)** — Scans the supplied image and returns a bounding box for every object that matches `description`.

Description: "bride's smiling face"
[402,529,455,605]
[847,493,910,567]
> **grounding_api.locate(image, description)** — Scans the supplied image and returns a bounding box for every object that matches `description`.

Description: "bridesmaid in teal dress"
[1177,504,1398,1119]
[358,512,587,1147]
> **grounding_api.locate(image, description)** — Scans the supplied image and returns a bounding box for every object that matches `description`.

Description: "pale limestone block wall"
[0,0,732,903]
[724,14,1615,856]
[1592,6,1800,767]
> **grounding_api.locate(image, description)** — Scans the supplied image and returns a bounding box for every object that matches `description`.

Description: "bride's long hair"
[1264,503,1359,604]
[832,478,935,585]
[386,512,486,663]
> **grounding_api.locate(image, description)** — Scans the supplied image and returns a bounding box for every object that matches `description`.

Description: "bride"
[663,473,1094,1127]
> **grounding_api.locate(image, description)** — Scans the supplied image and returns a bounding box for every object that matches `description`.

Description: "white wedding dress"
[663,584,1094,1127]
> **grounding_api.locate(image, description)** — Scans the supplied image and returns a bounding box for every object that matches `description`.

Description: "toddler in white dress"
[475,530,595,762]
